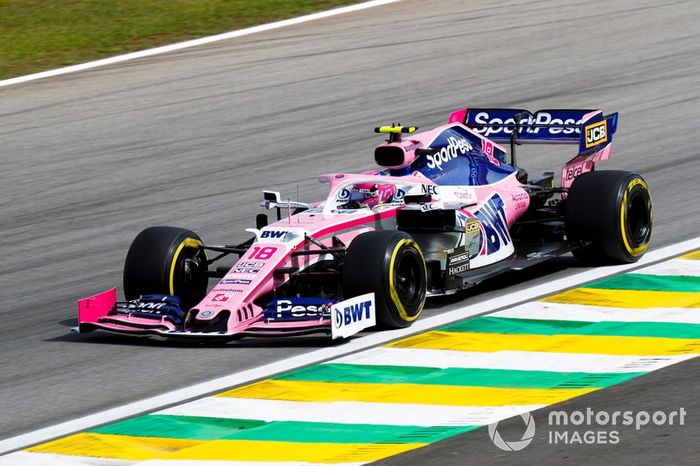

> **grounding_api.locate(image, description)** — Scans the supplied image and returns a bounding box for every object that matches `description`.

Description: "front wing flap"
[75,289,376,341]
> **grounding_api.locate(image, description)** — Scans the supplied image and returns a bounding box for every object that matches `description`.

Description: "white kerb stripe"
[0,451,130,466]
[491,301,700,324]
[332,347,697,373]
[158,397,543,427]
[635,258,700,277]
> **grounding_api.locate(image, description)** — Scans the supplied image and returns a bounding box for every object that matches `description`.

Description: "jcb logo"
[585,121,607,148]
[465,220,480,234]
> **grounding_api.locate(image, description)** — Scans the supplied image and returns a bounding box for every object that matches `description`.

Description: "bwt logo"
[334,300,373,328]
[475,194,511,254]
[261,230,286,239]
[426,136,473,171]
[584,121,607,148]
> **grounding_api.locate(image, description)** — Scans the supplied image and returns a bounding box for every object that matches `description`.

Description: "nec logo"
[261,230,286,239]
[421,185,439,196]
[585,121,607,148]
[334,300,372,328]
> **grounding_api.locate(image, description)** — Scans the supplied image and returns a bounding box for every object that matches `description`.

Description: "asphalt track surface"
[0,0,698,462]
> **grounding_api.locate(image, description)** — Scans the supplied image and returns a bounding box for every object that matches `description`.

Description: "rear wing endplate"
[448,108,618,156]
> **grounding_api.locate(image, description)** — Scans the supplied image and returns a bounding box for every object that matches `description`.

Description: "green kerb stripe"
[90,414,477,443]
[275,363,644,389]
[91,416,265,440]
[582,274,700,292]
[441,316,700,339]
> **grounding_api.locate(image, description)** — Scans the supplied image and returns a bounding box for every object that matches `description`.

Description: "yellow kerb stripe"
[218,379,595,406]
[166,439,423,463]
[27,433,200,461]
[542,288,700,308]
[28,432,422,463]
[680,250,700,260]
[387,331,700,356]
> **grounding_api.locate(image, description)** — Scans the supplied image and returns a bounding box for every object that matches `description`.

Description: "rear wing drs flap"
[448,108,618,156]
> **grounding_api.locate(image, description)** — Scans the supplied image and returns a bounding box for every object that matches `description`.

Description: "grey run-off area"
[0,0,699,462]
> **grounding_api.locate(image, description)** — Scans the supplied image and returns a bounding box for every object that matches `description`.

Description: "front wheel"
[123,226,209,310]
[343,230,427,329]
[565,170,653,264]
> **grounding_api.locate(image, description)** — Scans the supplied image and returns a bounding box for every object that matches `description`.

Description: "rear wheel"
[123,226,209,310]
[565,171,652,264]
[343,230,427,328]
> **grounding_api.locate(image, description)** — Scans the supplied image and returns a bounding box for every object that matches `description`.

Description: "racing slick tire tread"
[123,226,208,310]
[343,230,427,329]
[565,170,652,264]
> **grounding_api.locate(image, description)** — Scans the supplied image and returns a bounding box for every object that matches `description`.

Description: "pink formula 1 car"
[76,108,653,341]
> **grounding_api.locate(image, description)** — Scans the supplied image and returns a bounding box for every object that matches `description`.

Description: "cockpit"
[337,182,399,210]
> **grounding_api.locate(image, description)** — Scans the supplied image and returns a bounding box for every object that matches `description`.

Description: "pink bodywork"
[560,110,612,188]
[78,110,607,339]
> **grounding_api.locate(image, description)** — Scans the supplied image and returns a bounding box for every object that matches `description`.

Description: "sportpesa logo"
[473,111,582,137]
[275,300,330,318]
[426,136,473,171]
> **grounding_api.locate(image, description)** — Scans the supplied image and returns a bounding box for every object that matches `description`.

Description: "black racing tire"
[565,170,652,264]
[343,230,427,329]
[123,226,209,310]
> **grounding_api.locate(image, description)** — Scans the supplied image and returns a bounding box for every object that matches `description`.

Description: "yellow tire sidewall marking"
[169,238,203,296]
[620,178,650,257]
[388,239,427,322]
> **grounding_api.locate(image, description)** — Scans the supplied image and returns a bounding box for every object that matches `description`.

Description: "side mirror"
[256,214,269,229]
[263,190,281,203]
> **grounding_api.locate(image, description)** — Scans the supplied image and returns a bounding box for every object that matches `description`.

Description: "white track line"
[0,452,130,466]
[492,301,700,324]
[0,0,403,89]
[332,347,698,373]
[158,397,542,427]
[0,236,698,455]
[637,258,700,277]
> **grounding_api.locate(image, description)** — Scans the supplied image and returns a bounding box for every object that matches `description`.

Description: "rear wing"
[448,108,618,156]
